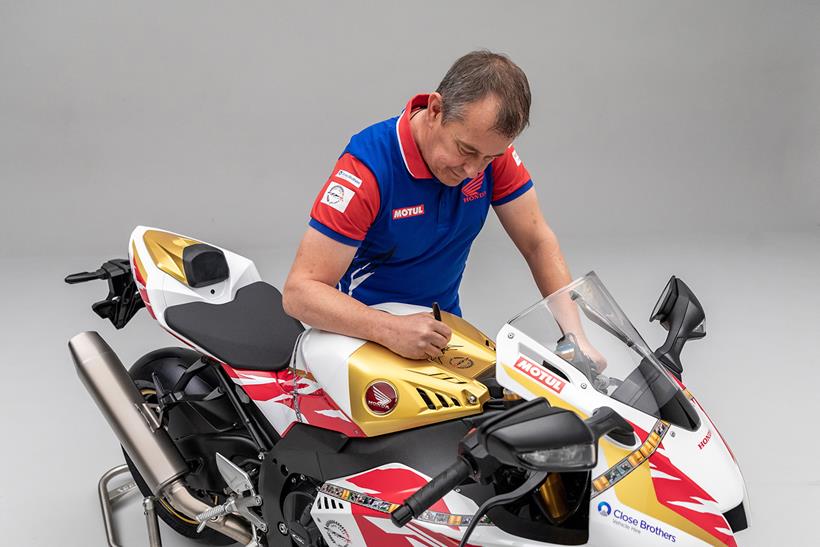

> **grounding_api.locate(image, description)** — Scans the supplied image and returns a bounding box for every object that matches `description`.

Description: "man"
[284,50,602,365]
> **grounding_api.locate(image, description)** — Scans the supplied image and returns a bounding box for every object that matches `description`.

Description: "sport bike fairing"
[496,273,749,546]
[126,226,748,546]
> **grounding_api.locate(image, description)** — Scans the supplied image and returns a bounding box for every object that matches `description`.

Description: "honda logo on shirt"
[392,204,425,220]
[462,173,486,203]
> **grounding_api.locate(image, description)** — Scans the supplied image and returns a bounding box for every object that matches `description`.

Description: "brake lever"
[457,470,548,547]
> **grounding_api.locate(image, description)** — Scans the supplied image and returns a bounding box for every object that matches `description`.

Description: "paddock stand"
[98,464,163,547]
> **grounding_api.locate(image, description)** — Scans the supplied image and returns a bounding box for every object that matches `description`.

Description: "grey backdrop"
[1,1,819,546]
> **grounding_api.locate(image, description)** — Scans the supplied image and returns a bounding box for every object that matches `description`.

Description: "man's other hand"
[576,334,608,373]
[381,313,453,360]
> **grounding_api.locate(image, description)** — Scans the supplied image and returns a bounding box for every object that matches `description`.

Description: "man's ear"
[427,92,444,123]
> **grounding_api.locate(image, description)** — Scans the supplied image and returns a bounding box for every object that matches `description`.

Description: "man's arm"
[282,228,451,360]
[494,187,571,296]
[494,188,607,369]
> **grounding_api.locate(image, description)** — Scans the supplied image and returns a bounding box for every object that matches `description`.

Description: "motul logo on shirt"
[513,355,566,394]
[392,204,425,219]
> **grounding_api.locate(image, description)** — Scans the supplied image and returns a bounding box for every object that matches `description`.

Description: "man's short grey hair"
[436,50,531,139]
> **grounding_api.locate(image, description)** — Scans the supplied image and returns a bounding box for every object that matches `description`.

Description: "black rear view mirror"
[485,402,597,472]
[466,399,635,473]
[650,276,706,379]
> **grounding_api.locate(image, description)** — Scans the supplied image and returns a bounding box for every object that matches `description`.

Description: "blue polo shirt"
[309,94,533,316]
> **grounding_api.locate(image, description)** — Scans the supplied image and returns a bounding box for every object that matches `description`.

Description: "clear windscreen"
[509,272,700,430]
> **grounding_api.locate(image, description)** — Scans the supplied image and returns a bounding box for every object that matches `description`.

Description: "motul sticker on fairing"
[513,355,565,393]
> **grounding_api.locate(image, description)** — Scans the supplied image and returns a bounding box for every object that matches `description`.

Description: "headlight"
[519,443,596,470]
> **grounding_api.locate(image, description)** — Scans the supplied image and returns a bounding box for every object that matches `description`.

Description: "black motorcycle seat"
[164,281,304,371]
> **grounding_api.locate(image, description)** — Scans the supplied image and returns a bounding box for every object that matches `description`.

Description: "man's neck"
[409,107,428,163]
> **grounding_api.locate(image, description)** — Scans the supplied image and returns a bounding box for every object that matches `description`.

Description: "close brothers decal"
[597,501,678,543]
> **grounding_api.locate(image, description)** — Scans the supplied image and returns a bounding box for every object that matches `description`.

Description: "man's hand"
[575,333,608,373]
[380,313,453,360]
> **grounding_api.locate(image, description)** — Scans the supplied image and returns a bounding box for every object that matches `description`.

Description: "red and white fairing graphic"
[591,419,740,546]
[245,302,440,438]
[221,364,363,438]
[650,450,736,546]
[129,225,368,438]
[313,464,552,547]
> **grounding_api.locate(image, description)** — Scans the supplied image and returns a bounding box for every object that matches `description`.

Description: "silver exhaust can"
[69,331,187,493]
[69,331,253,544]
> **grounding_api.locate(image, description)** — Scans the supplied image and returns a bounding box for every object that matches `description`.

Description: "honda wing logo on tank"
[364,381,398,415]
[371,387,392,408]
[513,355,566,394]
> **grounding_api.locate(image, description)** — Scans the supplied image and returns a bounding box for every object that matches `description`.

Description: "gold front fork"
[538,473,569,522]
[502,389,521,402]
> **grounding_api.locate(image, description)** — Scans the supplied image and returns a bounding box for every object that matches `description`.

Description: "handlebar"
[391,457,472,527]
[65,269,107,284]
[556,334,621,394]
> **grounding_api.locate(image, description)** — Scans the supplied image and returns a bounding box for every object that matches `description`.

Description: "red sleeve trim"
[490,145,532,202]
[309,153,380,242]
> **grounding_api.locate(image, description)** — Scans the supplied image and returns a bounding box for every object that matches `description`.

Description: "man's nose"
[460,160,482,180]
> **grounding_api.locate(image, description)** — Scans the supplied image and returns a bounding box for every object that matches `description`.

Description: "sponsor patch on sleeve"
[322,183,356,213]
[335,169,363,188]
[511,148,522,166]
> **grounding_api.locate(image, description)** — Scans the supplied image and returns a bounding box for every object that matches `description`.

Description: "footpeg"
[195,494,264,532]
[195,452,268,545]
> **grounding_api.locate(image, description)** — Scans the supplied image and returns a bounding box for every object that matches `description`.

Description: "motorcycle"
[66,226,750,546]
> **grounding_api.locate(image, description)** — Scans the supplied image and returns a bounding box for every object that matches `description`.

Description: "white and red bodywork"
[495,323,750,546]
[130,226,367,438]
[129,226,749,546]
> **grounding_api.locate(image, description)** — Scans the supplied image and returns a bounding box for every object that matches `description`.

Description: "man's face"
[421,93,513,186]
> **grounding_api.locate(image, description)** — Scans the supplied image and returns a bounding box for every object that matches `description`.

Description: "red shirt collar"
[396,94,434,179]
